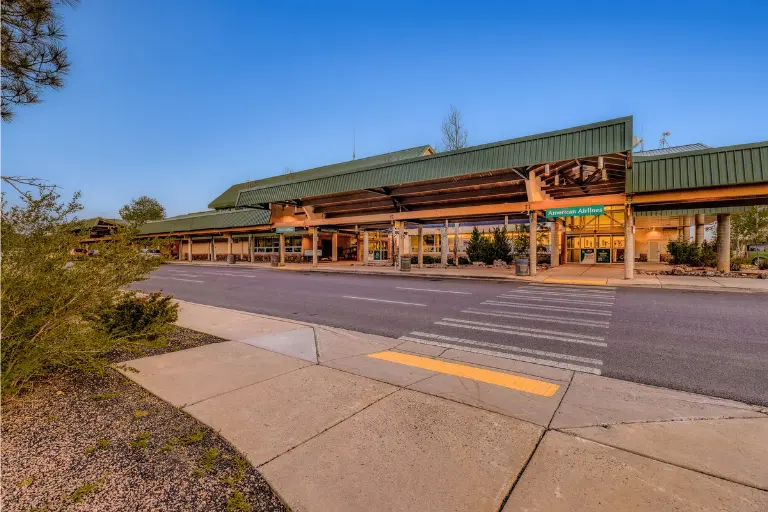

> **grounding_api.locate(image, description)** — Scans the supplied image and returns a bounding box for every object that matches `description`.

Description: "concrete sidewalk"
[118,300,768,511]
[168,260,768,293]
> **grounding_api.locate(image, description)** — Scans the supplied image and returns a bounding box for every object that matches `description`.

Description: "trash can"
[226,254,236,264]
[400,255,411,272]
[515,258,529,276]
[270,254,279,267]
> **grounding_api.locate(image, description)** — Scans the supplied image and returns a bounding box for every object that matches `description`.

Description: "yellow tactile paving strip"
[543,278,608,286]
[368,351,560,397]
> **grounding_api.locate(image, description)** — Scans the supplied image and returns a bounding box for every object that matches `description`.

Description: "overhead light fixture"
[554,173,560,186]
[598,156,604,169]
[544,164,550,176]
[599,156,607,181]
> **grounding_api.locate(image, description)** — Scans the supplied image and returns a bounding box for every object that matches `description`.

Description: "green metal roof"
[629,141,768,193]
[137,208,271,235]
[634,206,749,216]
[208,145,433,209]
[235,116,633,207]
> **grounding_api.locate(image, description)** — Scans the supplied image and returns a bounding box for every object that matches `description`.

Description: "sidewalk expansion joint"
[497,428,546,512]
[558,412,768,430]
[546,370,575,430]
[553,428,768,492]
[255,388,402,469]
[181,364,311,409]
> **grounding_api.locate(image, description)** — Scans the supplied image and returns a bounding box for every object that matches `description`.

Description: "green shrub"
[466,227,490,263]
[458,256,470,265]
[96,292,177,341]
[700,241,717,267]
[730,255,748,271]
[0,186,168,395]
[666,237,701,265]
[759,259,768,270]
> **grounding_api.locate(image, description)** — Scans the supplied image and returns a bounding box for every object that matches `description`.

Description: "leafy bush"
[759,259,768,270]
[410,255,441,264]
[730,255,747,271]
[1,186,169,395]
[700,240,717,268]
[666,237,701,265]
[96,292,178,341]
[458,256,470,265]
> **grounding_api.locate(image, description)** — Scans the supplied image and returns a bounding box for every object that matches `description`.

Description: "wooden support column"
[187,236,192,262]
[694,214,706,246]
[441,220,449,265]
[417,224,424,268]
[551,221,559,267]
[363,231,369,265]
[387,230,393,265]
[248,234,254,263]
[178,240,183,260]
[279,233,285,266]
[209,237,215,261]
[453,222,459,266]
[311,228,318,267]
[227,234,233,263]
[331,232,338,262]
[393,222,401,269]
[717,214,731,272]
[624,206,635,280]
[529,211,537,276]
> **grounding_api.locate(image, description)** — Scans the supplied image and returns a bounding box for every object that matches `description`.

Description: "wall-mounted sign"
[596,248,611,263]
[275,227,295,233]
[580,248,596,264]
[546,205,605,217]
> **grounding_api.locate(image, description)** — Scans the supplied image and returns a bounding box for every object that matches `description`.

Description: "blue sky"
[3,0,767,218]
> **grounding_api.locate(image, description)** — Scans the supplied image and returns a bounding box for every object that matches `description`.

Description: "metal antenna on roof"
[659,131,671,149]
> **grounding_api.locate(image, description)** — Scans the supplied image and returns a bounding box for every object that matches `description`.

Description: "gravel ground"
[1,327,287,512]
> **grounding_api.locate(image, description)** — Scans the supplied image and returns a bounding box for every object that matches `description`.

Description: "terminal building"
[120,116,766,278]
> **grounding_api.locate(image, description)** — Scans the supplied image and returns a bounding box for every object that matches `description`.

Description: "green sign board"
[596,248,611,263]
[275,227,295,234]
[546,205,605,217]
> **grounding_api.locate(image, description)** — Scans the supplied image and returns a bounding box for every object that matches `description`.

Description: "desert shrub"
[700,240,717,267]
[759,259,768,270]
[458,256,470,265]
[1,186,168,394]
[666,237,701,265]
[96,292,178,341]
[730,255,747,271]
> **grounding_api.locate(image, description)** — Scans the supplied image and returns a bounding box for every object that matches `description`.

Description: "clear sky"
[2,0,767,218]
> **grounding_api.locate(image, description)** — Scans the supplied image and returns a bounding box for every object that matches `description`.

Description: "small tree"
[119,196,166,224]
[441,105,468,151]
[730,206,768,254]
[490,226,512,263]
[465,227,487,263]
[1,0,78,122]
[511,224,529,258]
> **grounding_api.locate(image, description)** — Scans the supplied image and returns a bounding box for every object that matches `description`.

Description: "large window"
[254,235,303,253]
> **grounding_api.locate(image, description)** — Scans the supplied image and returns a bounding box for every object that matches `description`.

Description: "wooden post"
[209,237,214,261]
[331,232,338,262]
[393,222,401,270]
[178,239,183,260]
[227,234,233,263]
[417,224,424,268]
[187,237,192,261]
[529,211,537,276]
[716,214,731,272]
[441,220,449,265]
[624,206,635,279]
[453,222,459,266]
[550,221,559,267]
[279,233,285,266]
[312,228,318,267]
[248,234,254,263]
[363,231,369,265]
[694,214,706,246]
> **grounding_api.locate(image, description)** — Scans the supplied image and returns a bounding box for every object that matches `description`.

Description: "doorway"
[648,241,661,262]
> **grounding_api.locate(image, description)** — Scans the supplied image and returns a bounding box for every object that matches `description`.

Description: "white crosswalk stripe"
[480,301,612,316]
[402,282,617,376]
[495,294,614,306]
[461,309,610,328]
[527,283,616,291]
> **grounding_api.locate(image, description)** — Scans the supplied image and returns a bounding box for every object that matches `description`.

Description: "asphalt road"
[131,264,768,406]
